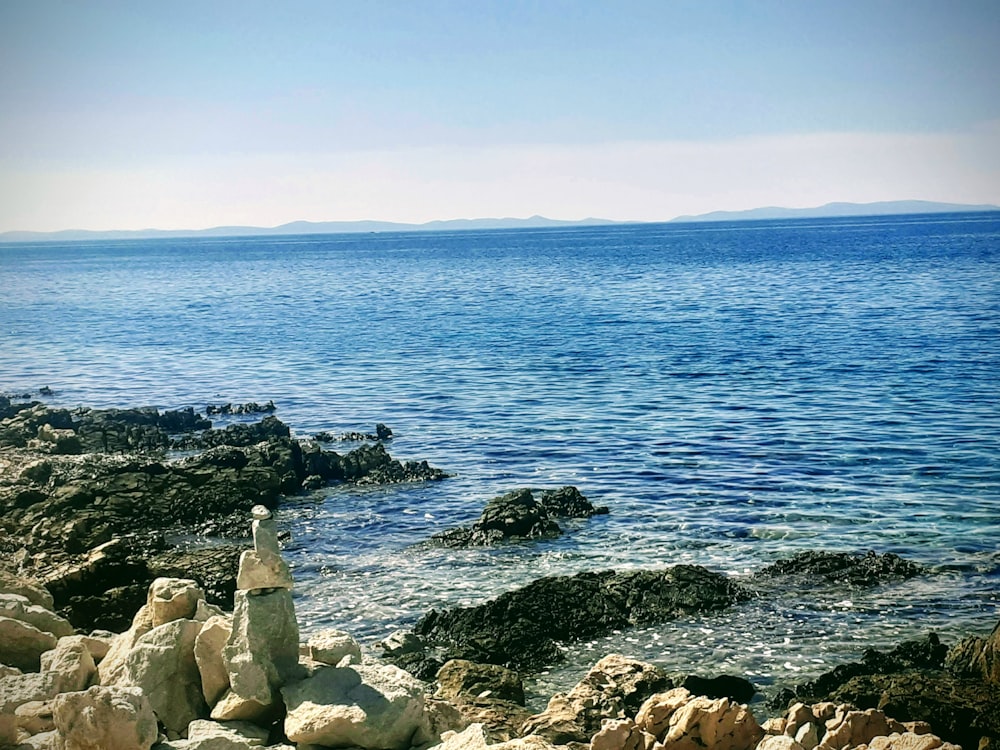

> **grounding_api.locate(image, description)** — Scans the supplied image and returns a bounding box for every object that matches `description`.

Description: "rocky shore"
[1,396,998,749]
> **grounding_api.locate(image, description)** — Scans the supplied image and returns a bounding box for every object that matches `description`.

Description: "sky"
[1,0,999,231]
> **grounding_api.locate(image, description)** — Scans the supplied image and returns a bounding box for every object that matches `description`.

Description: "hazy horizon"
[2,1,999,233]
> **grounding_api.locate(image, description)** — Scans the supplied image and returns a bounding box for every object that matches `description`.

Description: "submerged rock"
[754,550,923,587]
[430,486,608,548]
[409,565,749,672]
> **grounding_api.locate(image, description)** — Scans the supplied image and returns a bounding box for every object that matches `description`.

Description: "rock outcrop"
[407,565,749,672]
[430,487,608,548]
[753,551,923,587]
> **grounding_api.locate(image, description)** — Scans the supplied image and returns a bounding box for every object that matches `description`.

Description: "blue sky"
[1,0,998,231]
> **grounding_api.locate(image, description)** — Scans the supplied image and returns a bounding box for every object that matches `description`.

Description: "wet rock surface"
[430,487,608,548]
[0,401,448,632]
[769,629,1000,749]
[403,565,750,673]
[754,550,924,587]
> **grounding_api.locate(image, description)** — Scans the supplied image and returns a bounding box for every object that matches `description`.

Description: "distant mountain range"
[670,200,1000,223]
[0,215,615,243]
[2,201,997,242]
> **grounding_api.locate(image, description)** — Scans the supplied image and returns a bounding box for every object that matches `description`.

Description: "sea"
[2,212,998,707]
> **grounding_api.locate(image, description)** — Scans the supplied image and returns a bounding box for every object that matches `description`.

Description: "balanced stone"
[235,506,292,591]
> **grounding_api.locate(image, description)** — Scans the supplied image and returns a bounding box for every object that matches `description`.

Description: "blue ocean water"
[2,213,999,702]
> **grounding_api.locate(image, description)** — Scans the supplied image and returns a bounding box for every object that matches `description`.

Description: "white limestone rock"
[0,570,54,611]
[0,594,72,638]
[40,636,96,692]
[281,663,430,750]
[195,615,233,708]
[307,628,362,666]
[0,616,58,671]
[429,723,489,750]
[98,604,154,685]
[114,618,207,735]
[52,685,159,750]
[223,589,300,706]
[151,718,271,749]
[194,599,226,622]
[208,690,275,724]
[757,736,807,750]
[235,551,293,592]
[14,699,55,735]
[150,578,205,628]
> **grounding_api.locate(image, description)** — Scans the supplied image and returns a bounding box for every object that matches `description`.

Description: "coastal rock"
[521,654,671,744]
[412,566,749,672]
[757,736,806,750]
[223,589,300,706]
[39,636,96,692]
[634,688,764,750]
[0,672,60,746]
[195,615,233,707]
[208,689,276,724]
[235,550,293,592]
[150,577,205,627]
[435,659,529,741]
[15,698,55,736]
[945,619,1000,685]
[153,718,271,749]
[113,618,208,735]
[590,718,655,750]
[281,663,431,750]
[0,570,54,610]
[0,616,58,671]
[205,400,276,416]
[0,593,74,638]
[754,551,922,587]
[429,723,490,750]
[52,685,159,750]
[431,487,608,549]
[97,603,155,686]
[308,628,363,666]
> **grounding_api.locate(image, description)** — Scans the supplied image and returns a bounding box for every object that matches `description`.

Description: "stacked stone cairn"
[0,507,980,750]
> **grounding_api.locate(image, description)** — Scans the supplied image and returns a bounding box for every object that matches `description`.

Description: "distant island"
[670,199,1000,223]
[0,215,615,243]
[2,201,998,242]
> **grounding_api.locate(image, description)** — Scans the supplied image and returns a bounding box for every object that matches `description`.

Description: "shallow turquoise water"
[2,213,998,701]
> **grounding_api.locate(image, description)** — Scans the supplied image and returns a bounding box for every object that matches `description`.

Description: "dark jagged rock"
[754,550,923,586]
[0,403,212,454]
[538,486,609,518]
[435,658,531,741]
[313,422,394,443]
[946,618,1000,685]
[431,486,606,548]
[769,628,1000,749]
[171,414,290,449]
[205,399,276,415]
[826,671,999,750]
[405,565,750,673]
[677,674,757,703]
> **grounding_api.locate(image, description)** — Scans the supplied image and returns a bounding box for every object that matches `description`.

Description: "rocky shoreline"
[1,395,998,749]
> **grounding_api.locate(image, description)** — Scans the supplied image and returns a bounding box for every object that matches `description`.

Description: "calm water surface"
[2,213,999,705]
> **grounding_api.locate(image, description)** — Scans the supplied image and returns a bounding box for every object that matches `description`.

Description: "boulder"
[112,618,207,735]
[521,654,671,743]
[40,636,96,692]
[195,615,233,707]
[757,737,806,750]
[430,723,489,750]
[52,685,159,750]
[0,593,74,637]
[946,619,1000,685]
[1,672,59,746]
[435,659,529,741]
[431,489,561,548]
[0,616,58,671]
[590,718,656,750]
[150,578,205,627]
[537,486,609,518]
[678,674,756,704]
[634,688,764,750]
[0,570,54,610]
[235,551,293,592]
[208,690,276,724]
[307,628,362,666]
[15,699,55,735]
[97,604,155,686]
[152,718,271,748]
[281,663,430,750]
[223,589,300,706]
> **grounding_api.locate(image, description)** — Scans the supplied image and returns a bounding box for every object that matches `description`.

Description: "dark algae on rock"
[754,550,924,586]
[404,565,750,673]
[430,486,608,547]
[0,400,449,632]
